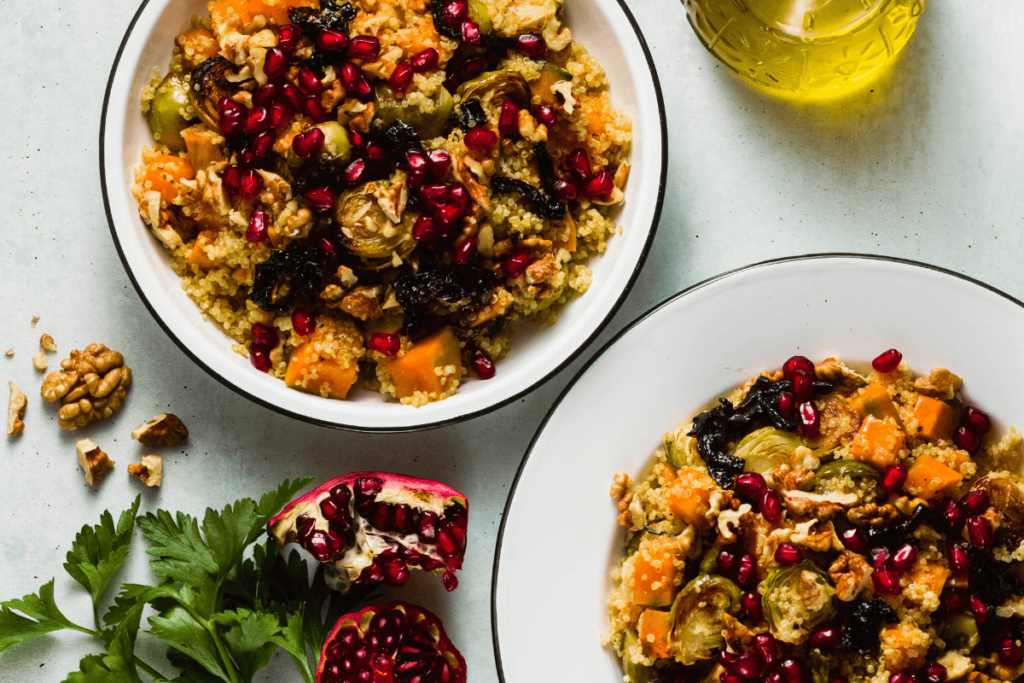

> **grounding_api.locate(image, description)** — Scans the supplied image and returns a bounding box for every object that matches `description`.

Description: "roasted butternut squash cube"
[285,317,363,400]
[904,454,962,500]
[850,416,905,470]
[852,384,899,422]
[913,396,956,442]
[638,609,673,658]
[664,467,716,530]
[187,231,220,271]
[631,536,680,608]
[144,154,193,203]
[384,327,461,401]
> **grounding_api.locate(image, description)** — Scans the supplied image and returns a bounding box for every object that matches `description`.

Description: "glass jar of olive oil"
[683,0,926,94]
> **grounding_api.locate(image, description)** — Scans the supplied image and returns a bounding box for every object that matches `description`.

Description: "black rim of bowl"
[490,252,1024,680]
[98,0,668,433]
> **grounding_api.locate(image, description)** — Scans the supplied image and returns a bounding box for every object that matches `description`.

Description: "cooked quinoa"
[605,354,1024,683]
[132,0,630,406]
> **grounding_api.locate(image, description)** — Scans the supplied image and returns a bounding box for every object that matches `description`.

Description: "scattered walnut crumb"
[128,454,163,487]
[32,351,48,371]
[75,439,115,486]
[39,334,56,352]
[30,315,39,328]
[41,344,132,431]
[4,349,12,357]
[131,413,188,447]
[8,381,27,435]
[914,368,962,400]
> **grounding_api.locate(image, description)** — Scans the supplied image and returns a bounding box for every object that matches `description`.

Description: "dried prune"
[490,143,566,220]
[291,159,342,196]
[289,0,356,33]
[393,262,496,335]
[841,600,898,655]
[249,244,325,313]
[457,98,487,132]
[864,504,931,550]
[969,546,1024,604]
[380,121,422,160]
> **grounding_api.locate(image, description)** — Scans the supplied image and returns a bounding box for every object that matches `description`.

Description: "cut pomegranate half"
[317,601,467,683]
[268,472,468,593]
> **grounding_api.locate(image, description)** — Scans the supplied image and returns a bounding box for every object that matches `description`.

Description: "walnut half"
[132,414,189,447]
[128,455,163,487]
[8,381,26,435]
[76,439,115,486]
[41,344,132,431]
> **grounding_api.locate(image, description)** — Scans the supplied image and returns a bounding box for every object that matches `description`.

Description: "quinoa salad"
[132,0,630,406]
[604,351,1024,683]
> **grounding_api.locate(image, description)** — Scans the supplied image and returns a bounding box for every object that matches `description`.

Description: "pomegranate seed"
[566,149,592,181]
[889,674,914,683]
[954,426,981,454]
[264,47,289,78]
[367,333,400,356]
[433,204,463,231]
[247,129,275,161]
[940,499,965,531]
[870,546,892,569]
[245,207,268,243]
[237,168,264,198]
[840,527,866,554]
[891,543,918,573]
[733,653,765,681]
[292,310,316,336]
[460,19,481,44]
[277,23,301,52]
[782,355,815,380]
[535,105,557,127]
[448,184,469,210]
[502,248,533,279]
[470,349,495,379]
[584,170,614,199]
[736,553,757,588]
[403,149,428,174]
[340,63,373,99]
[293,127,326,160]
[792,371,813,401]
[753,633,776,666]
[879,464,909,494]
[410,48,439,73]
[419,183,448,205]
[389,62,413,93]
[553,178,578,201]
[222,164,242,194]
[962,407,991,435]
[465,127,498,150]
[779,659,810,683]
[252,82,279,106]
[317,28,349,51]
[716,549,738,579]
[317,239,337,258]
[777,391,795,420]
[280,82,304,111]
[297,67,322,95]
[775,542,803,566]
[343,158,368,186]
[872,569,901,595]
[304,186,336,213]
[365,143,388,164]
[765,674,785,683]
[442,570,459,591]
[922,663,946,683]
[741,591,763,622]
[969,595,990,624]
[270,101,293,129]
[733,472,767,501]
[249,345,272,371]
[967,515,994,549]
[454,237,476,264]
[492,102,518,141]
[457,57,486,81]
[940,589,966,612]
[444,0,468,21]
[303,96,326,122]
[720,674,745,683]
[348,35,381,61]
[761,489,782,525]
[798,401,820,436]
[1000,638,1023,665]
[872,349,902,373]
[516,32,546,57]
[218,97,245,136]
[426,149,450,178]
[252,323,277,347]
[808,625,841,649]
[961,489,990,516]
[947,543,972,571]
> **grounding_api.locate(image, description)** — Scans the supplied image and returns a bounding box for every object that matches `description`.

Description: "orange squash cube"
[904,454,962,500]
[850,417,906,470]
[913,396,956,442]
[851,385,899,422]
[187,231,220,271]
[285,343,358,399]
[664,467,716,530]
[144,154,193,203]
[631,536,680,607]
[638,609,673,658]
[384,327,462,401]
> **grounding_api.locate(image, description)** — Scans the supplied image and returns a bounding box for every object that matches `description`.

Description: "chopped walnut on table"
[915,368,962,400]
[131,413,188,447]
[128,454,163,487]
[8,381,26,435]
[829,550,874,602]
[76,439,115,486]
[39,334,56,352]
[32,351,47,371]
[41,344,132,431]
[4,349,12,357]
[30,315,39,328]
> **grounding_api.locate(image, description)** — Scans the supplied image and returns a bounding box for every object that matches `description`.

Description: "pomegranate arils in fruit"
[1000,638,1024,665]
[808,625,841,649]
[264,46,289,78]
[740,591,763,623]
[516,32,546,57]
[792,371,813,401]
[367,333,401,357]
[470,349,496,379]
[348,35,381,61]
[535,105,557,127]
[872,348,902,373]
[237,168,264,198]
[922,663,947,683]
[293,127,326,159]
[317,28,349,50]
[779,658,811,683]
[389,62,413,93]
[304,186,337,213]
[736,553,758,588]
[962,407,991,435]
[798,401,820,436]
[410,47,439,73]
[460,19,481,44]
[840,527,866,554]
[777,391,796,420]
[872,569,901,595]
[961,489,990,516]
[967,514,994,549]
[760,488,782,525]
[733,472,767,501]
[891,543,918,573]
[879,463,909,494]
[782,355,815,381]
[249,345,272,371]
[464,127,498,150]
[245,207,268,243]
[954,426,980,455]
[775,542,803,566]
[292,310,316,336]
[344,158,368,186]
[502,248,533,279]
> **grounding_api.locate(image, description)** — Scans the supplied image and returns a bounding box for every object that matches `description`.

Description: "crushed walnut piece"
[848,502,901,527]
[39,334,56,352]
[32,351,47,371]
[41,344,132,431]
[783,489,856,521]
[829,550,874,602]
[30,315,39,327]
[815,357,868,389]
[4,349,13,357]
[8,381,27,435]
[128,454,163,487]
[132,413,189,447]
[914,368,962,400]
[76,439,115,486]
[609,472,632,500]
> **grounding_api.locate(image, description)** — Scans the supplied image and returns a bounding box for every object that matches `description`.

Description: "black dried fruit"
[430,0,462,40]
[490,143,566,220]
[380,121,422,160]
[688,375,798,487]
[292,159,342,196]
[841,599,898,655]
[969,546,1024,604]
[458,98,487,132]
[393,262,496,336]
[249,244,325,313]
[289,0,356,33]
[865,503,931,550]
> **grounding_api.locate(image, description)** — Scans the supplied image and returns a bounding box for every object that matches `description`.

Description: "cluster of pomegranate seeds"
[719,633,812,683]
[716,549,759,589]
[245,207,268,243]
[291,309,317,336]
[293,127,325,160]
[470,349,495,379]
[249,323,278,371]
[872,348,903,373]
[732,472,783,526]
[780,355,823,437]
[367,333,401,357]
[954,405,991,454]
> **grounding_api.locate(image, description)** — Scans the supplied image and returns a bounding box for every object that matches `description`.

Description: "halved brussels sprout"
[970,472,1024,548]
[667,574,741,665]
[468,0,492,33]
[335,176,417,269]
[148,73,191,152]
[497,0,562,36]
[938,613,979,652]
[732,427,801,474]
[664,428,698,469]
[288,122,352,166]
[801,394,861,453]
[813,460,881,487]
[761,562,834,643]
[189,56,240,131]
[375,84,454,140]
[456,71,531,112]
[620,630,652,683]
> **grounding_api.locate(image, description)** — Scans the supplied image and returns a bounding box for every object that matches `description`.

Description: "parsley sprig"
[0,479,375,683]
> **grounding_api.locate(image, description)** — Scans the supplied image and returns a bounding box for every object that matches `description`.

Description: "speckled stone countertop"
[2,1,1023,681]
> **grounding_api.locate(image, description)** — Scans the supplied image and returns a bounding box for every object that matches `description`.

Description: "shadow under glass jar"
[683,0,926,94]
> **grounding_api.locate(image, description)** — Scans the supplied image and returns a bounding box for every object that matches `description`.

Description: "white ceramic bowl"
[100,0,666,431]
[492,254,1024,681]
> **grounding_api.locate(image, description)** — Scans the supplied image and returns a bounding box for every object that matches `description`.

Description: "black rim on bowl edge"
[490,252,1024,681]
[98,0,669,433]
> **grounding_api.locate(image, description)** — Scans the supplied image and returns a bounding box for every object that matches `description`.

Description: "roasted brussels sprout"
[969,472,1024,548]
[761,562,834,643]
[189,56,241,131]
[732,427,801,474]
[288,122,352,166]
[802,393,861,453]
[664,428,697,469]
[148,73,191,152]
[813,459,881,488]
[375,84,454,140]
[456,71,531,112]
[620,630,652,683]
[334,175,417,269]
[496,0,563,36]
[468,0,493,33]
[937,613,979,652]
[667,574,740,665]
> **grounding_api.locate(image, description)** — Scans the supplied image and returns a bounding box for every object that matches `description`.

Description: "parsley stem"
[171,597,241,683]
[132,655,164,680]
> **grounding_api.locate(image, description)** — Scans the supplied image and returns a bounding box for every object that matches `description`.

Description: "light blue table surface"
[2,0,1022,680]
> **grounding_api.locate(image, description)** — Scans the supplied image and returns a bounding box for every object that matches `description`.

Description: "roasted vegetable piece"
[802,393,861,452]
[663,467,716,530]
[668,574,740,665]
[290,121,352,165]
[467,0,493,32]
[904,454,962,500]
[182,125,225,170]
[187,231,219,271]
[851,384,900,421]
[376,83,455,139]
[631,535,680,607]
[456,71,531,111]
[620,630,653,683]
[969,472,1024,548]
[937,613,980,652]
[334,177,417,268]
[841,599,898,655]
[148,73,191,152]
[761,562,834,643]
[813,459,881,488]
[913,395,956,441]
[285,333,361,400]
[530,62,573,107]
[384,327,462,400]
[144,154,194,203]
[189,56,241,131]
[638,609,673,659]
[850,416,905,470]
[733,427,800,473]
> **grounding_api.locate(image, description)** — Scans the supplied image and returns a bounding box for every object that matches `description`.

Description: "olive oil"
[683,0,926,95]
